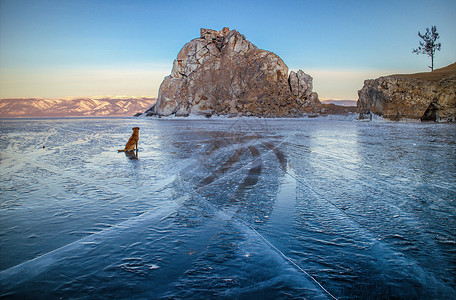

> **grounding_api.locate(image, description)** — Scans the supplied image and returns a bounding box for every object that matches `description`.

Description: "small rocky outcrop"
[357,63,456,122]
[147,28,320,117]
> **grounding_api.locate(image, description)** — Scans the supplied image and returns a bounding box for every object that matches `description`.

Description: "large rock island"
[357,63,456,122]
[146,28,323,117]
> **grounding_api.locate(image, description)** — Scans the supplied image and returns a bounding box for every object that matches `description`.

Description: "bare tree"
[412,26,441,71]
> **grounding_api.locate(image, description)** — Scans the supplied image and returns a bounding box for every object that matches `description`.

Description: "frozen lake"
[0,117,455,299]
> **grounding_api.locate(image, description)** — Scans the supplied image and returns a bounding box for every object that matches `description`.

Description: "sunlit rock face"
[357,63,456,122]
[149,27,320,117]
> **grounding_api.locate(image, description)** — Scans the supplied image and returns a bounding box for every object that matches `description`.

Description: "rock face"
[357,63,456,122]
[148,28,320,117]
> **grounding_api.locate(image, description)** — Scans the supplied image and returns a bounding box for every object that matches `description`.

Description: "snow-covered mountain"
[321,99,357,107]
[0,97,156,118]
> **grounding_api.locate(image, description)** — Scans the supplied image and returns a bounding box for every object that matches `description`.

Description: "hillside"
[0,97,156,118]
[391,62,456,81]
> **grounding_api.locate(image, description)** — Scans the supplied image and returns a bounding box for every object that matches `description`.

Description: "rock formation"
[357,63,456,122]
[147,28,320,117]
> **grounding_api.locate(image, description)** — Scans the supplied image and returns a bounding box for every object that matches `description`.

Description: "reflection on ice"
[124,149,139,159]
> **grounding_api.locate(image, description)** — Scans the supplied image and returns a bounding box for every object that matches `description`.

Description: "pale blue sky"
[1,0,455,99]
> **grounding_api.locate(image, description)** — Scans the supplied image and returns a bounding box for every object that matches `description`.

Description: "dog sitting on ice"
[118,127,139,152]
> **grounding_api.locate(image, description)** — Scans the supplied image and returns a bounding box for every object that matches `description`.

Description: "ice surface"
[0,117,455,298]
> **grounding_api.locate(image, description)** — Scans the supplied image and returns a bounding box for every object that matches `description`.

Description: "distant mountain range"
[0,96,356,118]
[0,96,156,118]
[321,99,357,107]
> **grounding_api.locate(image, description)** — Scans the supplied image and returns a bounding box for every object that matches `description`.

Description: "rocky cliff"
[147,28,321,117]
[0,96,155,118]
[357,63,456,122]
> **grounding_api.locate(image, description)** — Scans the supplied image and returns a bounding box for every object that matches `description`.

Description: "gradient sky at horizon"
[1,0,455,100]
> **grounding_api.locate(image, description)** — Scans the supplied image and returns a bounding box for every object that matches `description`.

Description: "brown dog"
[118,127,139,152]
